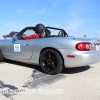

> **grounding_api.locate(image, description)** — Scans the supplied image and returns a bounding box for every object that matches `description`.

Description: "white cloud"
[31,0,38,4]
[36,8,46,14]
[11,9,27,14]
[47,0,61,8]
[64,20,84,30]
[51,22,61,28]
[3,21,26,31]
[16,9,27,13]
[17,9,26,13]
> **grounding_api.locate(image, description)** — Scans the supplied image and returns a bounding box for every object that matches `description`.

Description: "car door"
[5,28,36,60]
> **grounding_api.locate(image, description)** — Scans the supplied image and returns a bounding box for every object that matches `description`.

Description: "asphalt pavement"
[0,60,100,100]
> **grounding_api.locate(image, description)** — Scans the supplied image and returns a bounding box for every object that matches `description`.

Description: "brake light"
[76,42,92,51]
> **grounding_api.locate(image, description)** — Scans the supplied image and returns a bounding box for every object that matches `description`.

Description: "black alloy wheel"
[40,49,63,75]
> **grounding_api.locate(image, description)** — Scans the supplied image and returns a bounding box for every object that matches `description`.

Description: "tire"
[40,49,63,75]
[0,50,4,62]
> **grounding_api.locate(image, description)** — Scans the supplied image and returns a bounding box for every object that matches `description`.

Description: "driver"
[23,24,45,40]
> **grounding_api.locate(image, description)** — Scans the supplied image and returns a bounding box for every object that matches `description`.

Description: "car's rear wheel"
[40,49,63,75]
[0,50,4,62]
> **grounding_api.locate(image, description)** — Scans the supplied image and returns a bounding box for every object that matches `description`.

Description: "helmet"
[35,24,45,33]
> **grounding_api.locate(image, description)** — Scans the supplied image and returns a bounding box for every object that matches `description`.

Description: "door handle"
[24,43,29,45]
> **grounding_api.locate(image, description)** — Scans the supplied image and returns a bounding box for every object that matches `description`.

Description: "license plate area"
[95,44,100,51]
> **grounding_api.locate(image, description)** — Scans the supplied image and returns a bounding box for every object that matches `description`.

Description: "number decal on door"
[14,43,21,52]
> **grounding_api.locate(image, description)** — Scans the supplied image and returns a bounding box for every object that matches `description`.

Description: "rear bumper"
[59,49,100,68]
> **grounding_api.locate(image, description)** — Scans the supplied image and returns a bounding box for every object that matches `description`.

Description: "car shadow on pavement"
[5,60,91,74]
[5,59,43,71]
[61,65,91,74]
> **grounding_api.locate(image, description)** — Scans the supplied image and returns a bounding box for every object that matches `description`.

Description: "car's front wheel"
[40,49,63,75]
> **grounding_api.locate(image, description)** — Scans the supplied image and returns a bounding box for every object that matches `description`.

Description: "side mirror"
[13,35,18,41]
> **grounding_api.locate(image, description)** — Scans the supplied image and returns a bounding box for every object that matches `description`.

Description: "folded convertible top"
[3,31,19,39]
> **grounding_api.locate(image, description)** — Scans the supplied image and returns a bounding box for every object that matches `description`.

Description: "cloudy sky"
[0,0,100,39]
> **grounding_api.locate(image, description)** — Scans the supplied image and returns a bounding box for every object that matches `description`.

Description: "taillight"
[76,42,92,51]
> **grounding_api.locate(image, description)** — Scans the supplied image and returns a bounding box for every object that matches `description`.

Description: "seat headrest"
[40,31,46,38]
[40,29,51,38]
[45,29,51,37]
[58,30,65,37]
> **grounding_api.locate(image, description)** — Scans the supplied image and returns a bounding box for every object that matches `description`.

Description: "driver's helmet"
[35,24,45,33]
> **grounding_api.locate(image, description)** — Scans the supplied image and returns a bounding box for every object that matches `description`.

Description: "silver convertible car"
[0,25,100,74]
